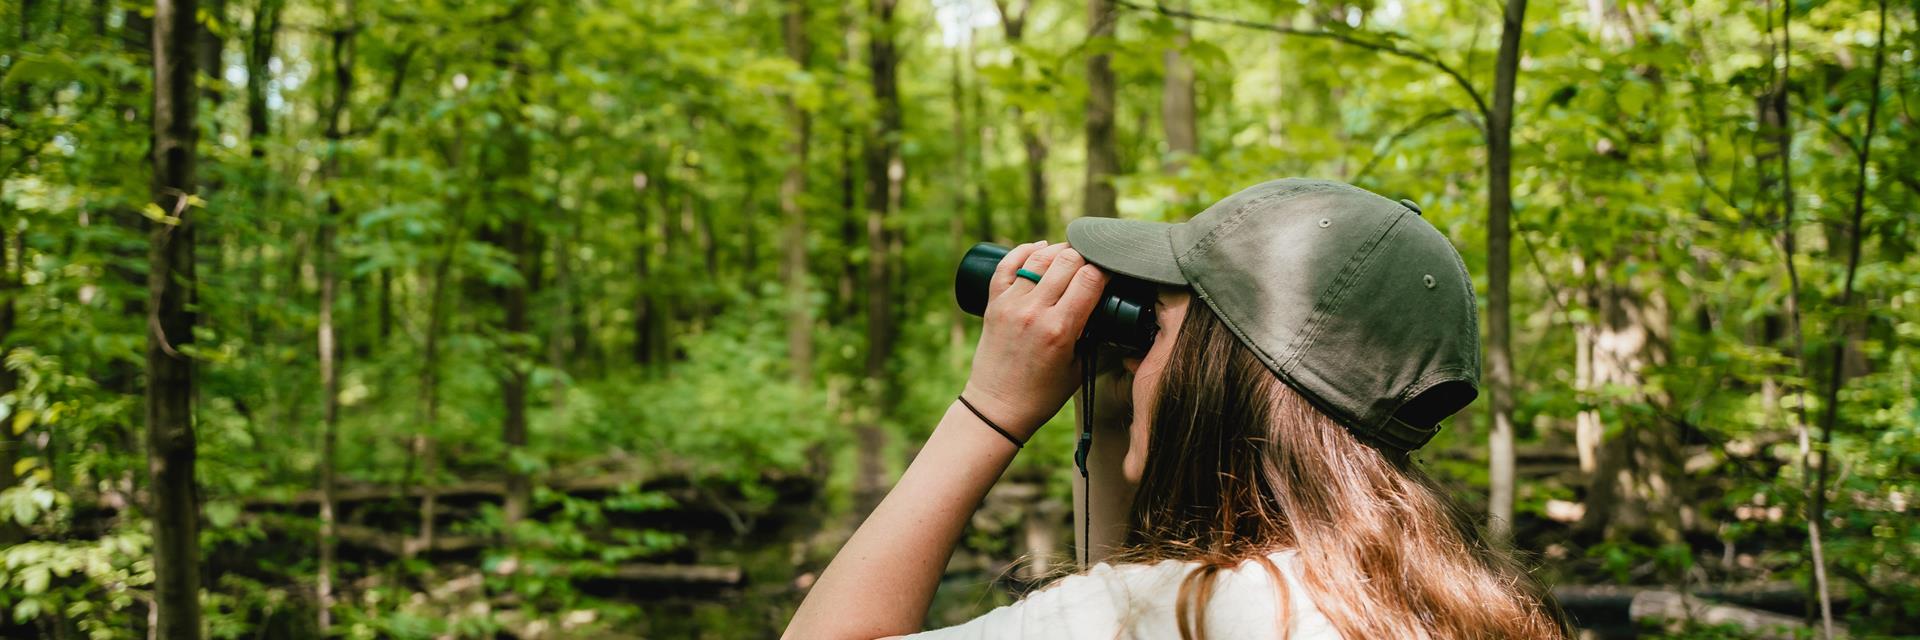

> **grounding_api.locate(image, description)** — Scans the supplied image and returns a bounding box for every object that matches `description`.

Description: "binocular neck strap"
[1074,339,1096,568]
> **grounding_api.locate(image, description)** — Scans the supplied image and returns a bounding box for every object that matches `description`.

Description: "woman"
[784,179,1565,639]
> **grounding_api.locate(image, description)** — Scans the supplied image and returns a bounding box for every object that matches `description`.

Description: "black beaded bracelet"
[956,395,1025,449]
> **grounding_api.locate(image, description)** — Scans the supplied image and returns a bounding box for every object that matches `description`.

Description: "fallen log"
[603,563,743,586]
[248,512,488,555]
[242,469,671,508]
[1627,590,1842,639]
[247,513,746,590]
[1552,581,1831,611]
[353,561,743,593]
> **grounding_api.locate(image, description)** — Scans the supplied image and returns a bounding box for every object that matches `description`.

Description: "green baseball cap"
[1067,178,1479,452]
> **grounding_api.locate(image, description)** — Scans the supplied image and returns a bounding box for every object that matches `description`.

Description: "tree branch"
[353,39,421,135]
[1794,104,1864,159]
[1351,109,1467,181]
[1112,0,1491,124]
[1811,7,1887,637]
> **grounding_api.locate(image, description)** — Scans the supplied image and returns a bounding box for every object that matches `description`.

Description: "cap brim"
[1066,217,1188,286]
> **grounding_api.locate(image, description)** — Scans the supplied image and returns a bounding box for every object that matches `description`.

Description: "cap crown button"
[1399,198,1423,215]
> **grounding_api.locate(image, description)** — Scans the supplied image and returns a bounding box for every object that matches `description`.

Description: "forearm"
[782,400,1020,640]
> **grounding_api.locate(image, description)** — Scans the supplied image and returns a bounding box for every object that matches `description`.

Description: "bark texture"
[781,0,814,387]
[1484,0,1528,545]
[994,0,1051,238]
[1160,3,1197,173]
[857,0,902,513]
[1083,0,1118,219]
[149,0,205,635]
[315,10,355,631]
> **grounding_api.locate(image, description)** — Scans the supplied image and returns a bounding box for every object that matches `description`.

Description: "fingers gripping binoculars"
[953,242,1160,354]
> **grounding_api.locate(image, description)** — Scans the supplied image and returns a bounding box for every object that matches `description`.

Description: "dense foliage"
[1,0,1915,637]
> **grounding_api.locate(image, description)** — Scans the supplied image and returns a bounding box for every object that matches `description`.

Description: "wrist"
[931,400,1024,471]
[958,383,1045,440]
[955,394,1028,450]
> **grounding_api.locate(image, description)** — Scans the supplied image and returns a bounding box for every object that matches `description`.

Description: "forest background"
[0,0,1915,637]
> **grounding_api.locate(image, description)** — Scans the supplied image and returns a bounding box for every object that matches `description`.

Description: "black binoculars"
[953,242,1160,354]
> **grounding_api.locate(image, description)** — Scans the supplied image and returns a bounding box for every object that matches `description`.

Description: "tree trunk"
[238,0,276,363]
[0,223,19,547]
[1808,5,1884,637]
[549,193,573,412]
[410,245,453,558]
[949,44,973,364]
[197,0,226,133]
[857,0,901,513]
[1160,2,1197,174]
[739,151,761,276]
[969,42,994,243]
[1484,0,1527,545]
[654,151,680,358]
[1575,265,1684,542]
[377,266,392,341]
[411,120,465,559]
[1572,259,1599,474]
[838,128,860,320]
[149,0,204,635]
[245,0,281,158]
[780,0,814,387]
[632,164,657,367]
[1018,129,1049,237]
[1756,4,1833,630]
[1083,0,1119,219]
[102,8,153,509]
[995,0,1049,238]
[494,35,537,531]
[688,171,717,328]
[0,2,30,548]
[499,221,532,528]
[314,10,355,632]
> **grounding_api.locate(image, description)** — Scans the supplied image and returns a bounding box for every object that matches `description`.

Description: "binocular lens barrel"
[954,242,1159,353]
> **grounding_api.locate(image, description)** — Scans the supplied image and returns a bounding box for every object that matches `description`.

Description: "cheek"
[1129,340,1176,413]
[1123,347,1174,483]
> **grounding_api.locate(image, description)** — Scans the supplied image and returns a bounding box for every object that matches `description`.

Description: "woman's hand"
[961,241,1110,442]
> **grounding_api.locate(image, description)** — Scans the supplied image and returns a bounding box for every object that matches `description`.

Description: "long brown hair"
[1119,301,1565,639]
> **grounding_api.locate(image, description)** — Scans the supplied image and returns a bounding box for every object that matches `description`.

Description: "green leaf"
[1,53,82,90]
[140,203,181,226]
[204,501,241,529]
[12,597,41,623]
[20,565,49,595]
[1617,81,1653,114]
[9,493,35,526]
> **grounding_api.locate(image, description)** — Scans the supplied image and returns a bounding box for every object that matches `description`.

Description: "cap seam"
[1448,234,1482,372]
[1175,182,1335,267]
[1280,209,1409,372]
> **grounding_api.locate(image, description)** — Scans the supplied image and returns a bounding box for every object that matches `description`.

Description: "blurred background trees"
[0,0,1915,637]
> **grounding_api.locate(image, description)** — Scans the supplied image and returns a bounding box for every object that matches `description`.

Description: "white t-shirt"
[910,550,1341,639]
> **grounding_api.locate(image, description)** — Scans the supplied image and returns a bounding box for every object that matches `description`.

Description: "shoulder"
[906,560,1183,640]
[1212,551,1341,639]
[912,551,1341,640]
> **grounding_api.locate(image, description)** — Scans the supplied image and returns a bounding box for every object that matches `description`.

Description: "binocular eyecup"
[954,242,1159,354]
